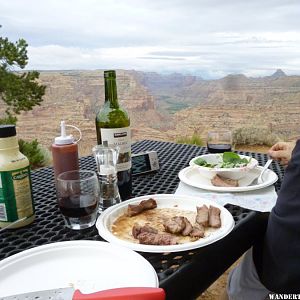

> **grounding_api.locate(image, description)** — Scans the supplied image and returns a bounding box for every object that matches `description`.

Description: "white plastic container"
[0,125,35,229]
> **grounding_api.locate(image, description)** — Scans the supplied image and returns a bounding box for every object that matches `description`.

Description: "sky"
[1,0,300,79]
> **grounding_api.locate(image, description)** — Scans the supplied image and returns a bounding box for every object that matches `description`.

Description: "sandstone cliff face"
[171,71,300,140]
[16,70,165,156]
[8,69,300,158]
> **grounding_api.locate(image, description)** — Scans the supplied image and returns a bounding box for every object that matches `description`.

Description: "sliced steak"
[196,205,209,227]
[209,205,222,228]
[132,223,158,239]
[163,216,186,234]
[137,232,178,245]
[182,217,193,236]
[132,223,142,238]
[211,174,239,187]
[140,198,157,210]
[190,223,205,238]
[127,205,144,217]
[127,198,157,217]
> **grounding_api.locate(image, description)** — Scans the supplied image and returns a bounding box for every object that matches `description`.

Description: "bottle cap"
[54,121,75,145]
[0,125,16,138]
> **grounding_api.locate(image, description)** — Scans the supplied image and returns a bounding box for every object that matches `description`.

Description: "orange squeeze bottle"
[51,121,80,181]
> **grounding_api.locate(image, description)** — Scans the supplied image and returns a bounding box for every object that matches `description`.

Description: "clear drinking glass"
[56,170,99,230]
[207,130,232,153]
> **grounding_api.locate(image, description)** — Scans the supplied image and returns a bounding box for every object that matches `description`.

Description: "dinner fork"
[250,159,273,186]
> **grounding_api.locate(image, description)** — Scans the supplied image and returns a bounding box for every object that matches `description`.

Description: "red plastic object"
[73,287,165,300]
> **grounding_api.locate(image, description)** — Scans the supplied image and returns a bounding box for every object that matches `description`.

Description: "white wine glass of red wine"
[207,130,232,153]
[56,170,99,230]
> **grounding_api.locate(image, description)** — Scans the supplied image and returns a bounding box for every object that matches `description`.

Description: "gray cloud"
[1,0,300,78]
[138,56,186,61]
[149,51,203,57]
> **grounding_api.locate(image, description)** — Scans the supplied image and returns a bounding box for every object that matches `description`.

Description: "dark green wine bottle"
[95,70,132,200]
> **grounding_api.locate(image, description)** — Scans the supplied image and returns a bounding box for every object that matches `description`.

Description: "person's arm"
[268,141,296,166]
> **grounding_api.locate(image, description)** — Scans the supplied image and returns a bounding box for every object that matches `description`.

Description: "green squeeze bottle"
[95,70,132,200]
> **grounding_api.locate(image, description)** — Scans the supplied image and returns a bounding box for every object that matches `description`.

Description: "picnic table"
[0,140,285,300]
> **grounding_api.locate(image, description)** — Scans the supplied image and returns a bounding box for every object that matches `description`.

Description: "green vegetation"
[193,157,216,168]
[233,126,280,147]
[158,95,190,114]
[0,25,46,123]
[222,152,250,167]
[165,100,190,114]
[18,139,51,170]
[194,152,250,168]
[176,133,204,146]
[0,114,17,125]
[0,26,48,169]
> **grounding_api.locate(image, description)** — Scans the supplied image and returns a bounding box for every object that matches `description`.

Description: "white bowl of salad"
[189,152,258,180]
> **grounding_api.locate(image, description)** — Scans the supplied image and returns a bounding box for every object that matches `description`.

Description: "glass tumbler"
[207,130,232,153]
[56,170,99,230]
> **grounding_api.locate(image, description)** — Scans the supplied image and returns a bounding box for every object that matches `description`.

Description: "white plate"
[179,166,278,192]
[0,240,158,298]
[96,194,235,253]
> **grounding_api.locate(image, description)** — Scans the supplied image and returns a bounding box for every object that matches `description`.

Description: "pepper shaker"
[92,144,121,212]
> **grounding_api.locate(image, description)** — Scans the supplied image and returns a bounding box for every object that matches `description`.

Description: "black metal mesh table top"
[0,140,285,298]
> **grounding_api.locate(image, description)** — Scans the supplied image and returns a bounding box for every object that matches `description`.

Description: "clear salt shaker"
[92,144,121,212]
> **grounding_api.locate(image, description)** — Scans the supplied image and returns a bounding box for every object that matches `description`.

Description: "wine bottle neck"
[104,78,119,108]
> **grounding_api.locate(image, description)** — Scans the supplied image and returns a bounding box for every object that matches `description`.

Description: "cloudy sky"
[1,0,300,78]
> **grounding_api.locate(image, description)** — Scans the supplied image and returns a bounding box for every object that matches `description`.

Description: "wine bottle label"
[0,166,34,222]
[100,127,131,172]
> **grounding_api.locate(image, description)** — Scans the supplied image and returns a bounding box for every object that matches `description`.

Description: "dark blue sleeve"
[255,140,300,293]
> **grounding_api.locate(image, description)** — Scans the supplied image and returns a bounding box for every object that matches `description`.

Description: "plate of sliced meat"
[96,194,234,253]
[178,166,278,192]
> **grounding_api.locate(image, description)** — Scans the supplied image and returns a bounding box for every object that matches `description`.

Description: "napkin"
[175,181,277,212]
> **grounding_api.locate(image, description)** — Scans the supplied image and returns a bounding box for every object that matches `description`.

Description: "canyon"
[9,69,300,156]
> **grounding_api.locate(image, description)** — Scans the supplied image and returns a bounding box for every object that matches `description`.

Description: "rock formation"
[3,69,300,158]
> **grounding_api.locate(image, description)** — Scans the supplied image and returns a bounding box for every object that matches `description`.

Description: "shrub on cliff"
[18,139,51,170]
[176,133,204,146]
[233,126,280,146]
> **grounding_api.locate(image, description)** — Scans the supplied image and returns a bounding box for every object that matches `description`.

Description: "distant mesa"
[270,69,287,78]
[223,74,248,79]
[222,74,248,81]
[220,73,248,90]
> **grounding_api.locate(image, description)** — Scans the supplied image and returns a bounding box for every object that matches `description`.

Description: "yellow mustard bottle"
[0,125,35,229]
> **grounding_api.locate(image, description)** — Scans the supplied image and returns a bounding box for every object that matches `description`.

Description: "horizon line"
[17,68,293,80]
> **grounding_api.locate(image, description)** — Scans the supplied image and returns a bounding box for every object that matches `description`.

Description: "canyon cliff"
[16,70,170,156]
[10,69,300,157]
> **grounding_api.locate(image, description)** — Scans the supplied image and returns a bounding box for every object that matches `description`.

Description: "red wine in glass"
[207,143,232,153]
[58,194,98,218]
[207,131,232,153]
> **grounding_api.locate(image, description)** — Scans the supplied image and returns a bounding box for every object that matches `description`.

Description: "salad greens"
[194,157,217,168]
[194,152,251,169]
